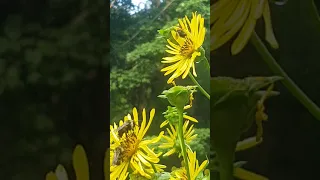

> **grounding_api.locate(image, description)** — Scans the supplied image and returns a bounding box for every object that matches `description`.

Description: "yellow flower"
[170,149,208,180]
[161,12,206,84]
[110,108,166,180]
[211,0,278,55]
[159,120,197,157]
[45,145,89,180]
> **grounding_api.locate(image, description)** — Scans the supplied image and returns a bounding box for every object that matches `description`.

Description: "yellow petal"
[160,120,169,128]
[263,1,279,49]
[254,0,266,19]
[231,0,257,55]
[183,115,198,123]
[234,167,269,180]
[72,145,89,180]
[104,148,110,180]
[211,0,230,24]
[45,171,58,180]
[141,108,155,138]
[212,1,251,51]
[163,148,176,157]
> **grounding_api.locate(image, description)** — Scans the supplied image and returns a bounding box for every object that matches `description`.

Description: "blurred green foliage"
[1,0,107,179]
[110,0,210,130]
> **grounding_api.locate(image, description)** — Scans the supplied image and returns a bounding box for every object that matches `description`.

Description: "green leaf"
[210,76,281,180]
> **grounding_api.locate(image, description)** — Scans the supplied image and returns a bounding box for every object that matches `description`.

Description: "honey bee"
[174,26,187,38]
[177,28,186,38]
[116,120,136,137]
[112,147,123,166]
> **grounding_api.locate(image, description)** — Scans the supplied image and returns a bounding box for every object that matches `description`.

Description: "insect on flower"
[176,27,187,38]
[116,120,137,137]
[112,146,124,166]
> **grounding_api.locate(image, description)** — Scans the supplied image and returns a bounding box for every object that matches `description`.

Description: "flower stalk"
[176,107,191,180]
[188,72,210,100]
[250,31,320,121]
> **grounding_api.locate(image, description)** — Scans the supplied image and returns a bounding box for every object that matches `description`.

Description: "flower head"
[211,0,278,55]
[159,120,197,157]
[170,149,208,180]
[161,12,206,84]
[110,108,166,179]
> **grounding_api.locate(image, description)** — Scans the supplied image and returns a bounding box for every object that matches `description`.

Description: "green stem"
[200,47,210,71]
[204,56,210,71]
[250,31,320,121]
[188,72,210,99]
[177,107,191,180]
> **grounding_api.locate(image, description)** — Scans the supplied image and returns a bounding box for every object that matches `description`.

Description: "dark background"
[0,0,109,179]
[211,1,320,179]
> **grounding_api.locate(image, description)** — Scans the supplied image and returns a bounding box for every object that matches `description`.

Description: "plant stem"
[200,47,210,71]
[177,107,191,180]
[205,56,210,70]
[188,72,210,99]
[250,31,320,121]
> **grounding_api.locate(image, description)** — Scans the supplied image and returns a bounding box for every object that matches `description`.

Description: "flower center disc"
[121,133,139,161]
[180,38,194,57]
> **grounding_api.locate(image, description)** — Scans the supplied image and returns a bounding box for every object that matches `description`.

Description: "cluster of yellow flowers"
[109,12,209,179]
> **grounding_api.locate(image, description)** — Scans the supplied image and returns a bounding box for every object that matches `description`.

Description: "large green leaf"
[210,76,281,180]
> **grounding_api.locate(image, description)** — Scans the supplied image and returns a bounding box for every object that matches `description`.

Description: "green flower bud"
[158,86,197,109]
[162,106,179,125]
